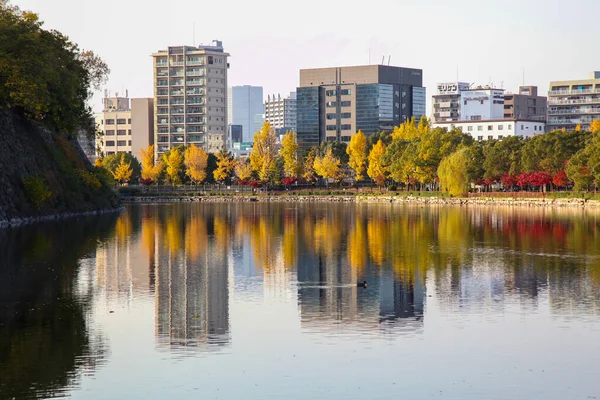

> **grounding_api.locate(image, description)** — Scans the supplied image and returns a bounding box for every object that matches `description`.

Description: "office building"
[504,86,546,120]
[296,65,425,149]
[230,85,264,142]
[228,124,243,144]
[265,92,297,134]
[95,94,154,161]
[434,119,545,141]
[432,82,471,123]
[152,41,229,159]
[547,71,600,131]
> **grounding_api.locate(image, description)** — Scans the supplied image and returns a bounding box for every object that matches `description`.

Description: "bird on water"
[357,281,367,288]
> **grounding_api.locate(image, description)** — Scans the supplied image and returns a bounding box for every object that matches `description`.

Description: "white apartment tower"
[265,92,297,134]
[152,41,229,159]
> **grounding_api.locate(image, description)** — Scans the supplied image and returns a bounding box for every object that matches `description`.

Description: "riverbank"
[120,194,600,208]
[0,207,124,230]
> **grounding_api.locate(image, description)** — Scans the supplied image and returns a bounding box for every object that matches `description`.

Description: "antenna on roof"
[388,55,391,66]
[381,55,385,65]
[368,49,371,65]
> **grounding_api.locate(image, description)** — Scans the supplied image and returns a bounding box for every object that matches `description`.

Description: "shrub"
[22,176,53,208]
[388,185,397,191]
[78,169,102,190]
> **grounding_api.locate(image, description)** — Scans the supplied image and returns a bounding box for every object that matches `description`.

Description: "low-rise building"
[504,86,546,121]
[547,71,600,131]
[434,119,546,141]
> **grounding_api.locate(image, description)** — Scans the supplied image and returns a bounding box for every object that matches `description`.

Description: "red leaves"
[516,172,552,188]
[501,174,517,187]
[139,178,154,186]
[282,177,297,186]
[552,170,569,187]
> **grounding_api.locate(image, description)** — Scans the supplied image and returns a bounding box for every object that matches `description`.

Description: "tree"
[279,131,299,178]
[234,159,253,183]
[302,148,317,184]
[483,136,523,180]
[367,139,387,189]
[250,121,278,182]
[318,140,349,164]
[313,149,341,185]
[184,144,208,184]
[112,154,132,185]
[162,147,184,185]
[567,151,593,191]
[552,170,570,188]
[438,148,469,196]
[521,130,587,174]
[101,152,142,182]
[213,150,234,184]
[139,144,163,184]
[347,130,367,182]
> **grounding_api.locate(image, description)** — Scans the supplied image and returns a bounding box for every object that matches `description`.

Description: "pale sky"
[12,0,600,114]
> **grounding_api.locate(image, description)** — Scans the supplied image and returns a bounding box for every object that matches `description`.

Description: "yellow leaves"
[280,131,299,178]
[250,121,278,182]
[348,217,367,275]
[140,145,164,183]
[575,123,582,132]
[367,139,387,186]
[367,217,387,266]
[94,158,103,167]
[112,153,132,184]
[184,143,208,184]
[590,120,600,134]
[234,159,253,181]
[162,148,183,185]
[302,148,317,183]
[314,149,341,181]
[438,148,469,196]
[347,130,367,181]
[392,116,431,141]
[213,150,234,183]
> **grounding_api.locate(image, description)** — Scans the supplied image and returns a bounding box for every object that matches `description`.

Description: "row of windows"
[477,136,503,141]
[105,140,132,147]
[326,112,352,119]
[465,124,544,132]
[104,119,131,125]
[326,124,352,131]
[105,130,131,136]
[325,89,352,97]
[325,101,351,108]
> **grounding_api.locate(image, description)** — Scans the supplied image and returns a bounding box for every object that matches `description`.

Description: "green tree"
[438,148,470,196]
[347,130,368,181]
[101,152,142,182]
[483,136,523,180]
[521,130,587,174]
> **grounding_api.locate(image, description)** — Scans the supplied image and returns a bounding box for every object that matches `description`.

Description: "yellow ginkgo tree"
[184,143,208,184]
[112,154,133,185]
[367,139,387,191]
[346,130,367,182]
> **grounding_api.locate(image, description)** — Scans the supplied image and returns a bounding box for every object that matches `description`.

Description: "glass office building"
[296,65,424,150]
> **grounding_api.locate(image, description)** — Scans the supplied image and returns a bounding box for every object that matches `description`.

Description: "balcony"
[169,61,184,67]
[186,69,204,76]
[170,79,184,87]
[548,108,600,115]
[156,89,168,96]
[186,97,205,105]
[187,135,204,143]
[187,125,205,133]
[186,88,204,95]
[171,117,185,124]
[157,108,168,115]
[170,108,184,115]
[156,80,168,87]
[187,117,204,123]
[171,136,185,143]
[548,97,600,105]
[186,107,204,114]
[549,88,600,95]
[157,99,169,105]
[157,145,170,153]
[157,135,169,142]
[157,117,168,124]
[156,69,168,77]
[186,78,204,86]
[155,61,168,67]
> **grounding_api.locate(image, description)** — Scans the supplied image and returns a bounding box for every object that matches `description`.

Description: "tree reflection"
[0,216,116,399]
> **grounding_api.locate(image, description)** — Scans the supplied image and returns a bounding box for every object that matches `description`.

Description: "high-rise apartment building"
[547,71,600,131]
[230,85,264,142]
[265,92,297,135]
[504,86,546,120]
[95,94,154,161]
[152,41,229,159]
[296,65,425,149]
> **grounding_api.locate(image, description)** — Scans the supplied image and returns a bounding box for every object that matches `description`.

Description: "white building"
[265,92,297,134]
[461,87,505,121]
[434,119,546,141]
[432,82,470,122]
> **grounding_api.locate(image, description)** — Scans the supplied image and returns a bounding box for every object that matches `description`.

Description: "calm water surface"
[1,203,600,399]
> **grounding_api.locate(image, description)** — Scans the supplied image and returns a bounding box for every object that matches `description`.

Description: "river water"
[1,203,599,399]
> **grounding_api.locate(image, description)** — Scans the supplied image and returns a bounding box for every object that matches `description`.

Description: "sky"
[11,0,600,114]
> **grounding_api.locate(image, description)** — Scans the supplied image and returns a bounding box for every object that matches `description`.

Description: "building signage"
[437,82,470,95]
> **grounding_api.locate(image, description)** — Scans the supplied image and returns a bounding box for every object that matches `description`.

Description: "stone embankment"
[0,207,124,229]
[121,195,600,208]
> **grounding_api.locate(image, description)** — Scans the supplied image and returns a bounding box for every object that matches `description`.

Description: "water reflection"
[0,216,117,399]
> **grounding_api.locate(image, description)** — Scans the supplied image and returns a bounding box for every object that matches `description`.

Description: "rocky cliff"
[0,110,120,227]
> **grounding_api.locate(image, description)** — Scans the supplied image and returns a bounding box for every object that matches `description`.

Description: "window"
[105,130,115,136]
[128,140,132,146]
[341,136,351,142]
[208,56,214,64]
[326,113,336,120]
[341,89,351,95]
[534,126,537,131]
[477,136,483,141]
[488,125,493,131]
[117,118,126,125]
[508,125,512,130]
[326,101,336,107]
[117,130,126,136]
[106,119,115,125]
[498,125,504,131]
[521,125,524,130]
[480,100,484,105]
[488,136,493,140]
[128,118,131,124]
[105,141,115,146]
[477,126,483,131]
[498,135,503,140]
[467,126,473,132]
[340,124,352,131]
[464,100,467,105]
[326,137,336,141]
[341,101,351,107]
[325,90,337,97]
[128,129,131,135]
[117,140,127,146]
[326,125,337,131]
[107,151,115,155]
[341,112,351,119]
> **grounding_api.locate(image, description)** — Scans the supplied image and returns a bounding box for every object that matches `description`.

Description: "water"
[1,203,600,399]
